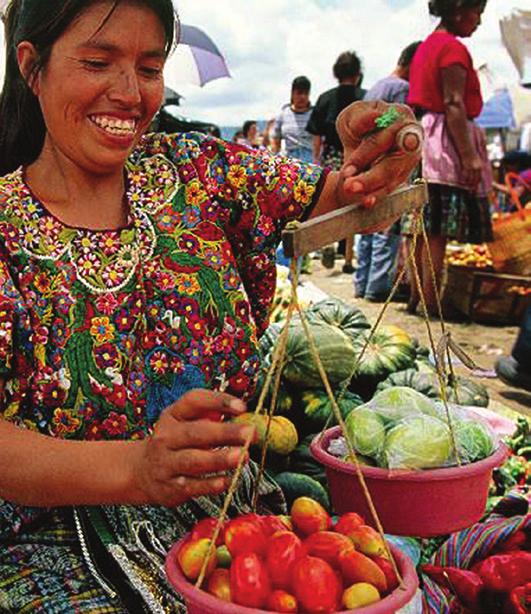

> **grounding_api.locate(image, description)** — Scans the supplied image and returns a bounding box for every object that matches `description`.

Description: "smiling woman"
[0,0,421,611]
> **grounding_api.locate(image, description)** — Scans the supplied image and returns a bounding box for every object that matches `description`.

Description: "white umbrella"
[164,24,230,89]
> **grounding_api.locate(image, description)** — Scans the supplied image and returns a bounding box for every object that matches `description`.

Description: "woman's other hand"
[131,389,255,507]
[336,100,422,207]
[461,151,483,191]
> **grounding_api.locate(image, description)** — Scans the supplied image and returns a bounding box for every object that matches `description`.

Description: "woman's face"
[292,89,310,111]
[24,1,166,175]
[247,123,257,142]
[451,6,484,37]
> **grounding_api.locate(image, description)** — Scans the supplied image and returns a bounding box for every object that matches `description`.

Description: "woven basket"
[488,207,531,276]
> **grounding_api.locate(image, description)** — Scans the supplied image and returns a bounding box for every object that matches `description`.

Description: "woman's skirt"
[402,182,493,243]
[402,112,493,243]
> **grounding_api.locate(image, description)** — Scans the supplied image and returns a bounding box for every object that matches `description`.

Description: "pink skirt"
[421,112,492,198]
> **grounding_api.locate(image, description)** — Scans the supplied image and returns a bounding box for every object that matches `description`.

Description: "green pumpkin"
[376,369,489,407]
[288,434,327,485]
[306,297,370,340]
[283,321,357,389]
[301,388,363,432]
[350,325,416,398]
[274,472,330,510]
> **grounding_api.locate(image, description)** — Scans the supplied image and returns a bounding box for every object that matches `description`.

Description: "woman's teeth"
[90,115,137,136]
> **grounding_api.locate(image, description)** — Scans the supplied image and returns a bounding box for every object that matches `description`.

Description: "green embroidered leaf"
[120,229,135,244]
[58,228,77,244]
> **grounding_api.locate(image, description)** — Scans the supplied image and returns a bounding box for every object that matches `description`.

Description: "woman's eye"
[140,66,163,78]
[82,59,109,69]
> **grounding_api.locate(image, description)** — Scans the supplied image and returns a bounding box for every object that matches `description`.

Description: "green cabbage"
[453,420,495,464]
[368,386,438,423]
[345,407,386,457]
[383,415,452,469]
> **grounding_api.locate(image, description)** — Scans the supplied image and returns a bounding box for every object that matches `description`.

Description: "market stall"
[164,184,530,613]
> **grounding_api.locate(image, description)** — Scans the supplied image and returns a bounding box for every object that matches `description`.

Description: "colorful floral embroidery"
[0,132,326,440]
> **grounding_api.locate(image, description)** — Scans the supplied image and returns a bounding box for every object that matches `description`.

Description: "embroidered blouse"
[0,131,326,440]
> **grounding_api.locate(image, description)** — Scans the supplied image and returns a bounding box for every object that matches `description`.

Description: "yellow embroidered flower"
[294,180,315,205]
[52,408,81,436]
[34,272,52,294]
[227,165,247,189]
[185,181,207,206]
[90,316,115,345]
[175,274,200,295]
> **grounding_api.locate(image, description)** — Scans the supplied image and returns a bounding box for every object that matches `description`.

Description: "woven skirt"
[402,182,493,244]
[0,464,284,613]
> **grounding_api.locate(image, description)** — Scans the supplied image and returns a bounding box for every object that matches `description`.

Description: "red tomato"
[224,516,267,556]
[267,589,299,613]
[176,538,217,581]
[372,555,399,593]
[333,512,365,535]
[190,518,224,546]
[230,552,271,609]
[261,514,292,535]
[291,555,342,613]
[206,568,231,602]
[291,497,331,536]
[338,549,387,594]
[304,531,354,567]
[265,530,304,589]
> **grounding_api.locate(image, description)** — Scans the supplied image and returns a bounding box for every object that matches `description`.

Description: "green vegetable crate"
[444,264,530,325]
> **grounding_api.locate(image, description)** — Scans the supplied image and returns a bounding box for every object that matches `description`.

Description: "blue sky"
[166,0,523,127]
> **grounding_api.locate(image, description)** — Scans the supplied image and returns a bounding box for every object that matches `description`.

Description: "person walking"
[355,41,421,301]
[404,0,493,315]
[307,51,366,273]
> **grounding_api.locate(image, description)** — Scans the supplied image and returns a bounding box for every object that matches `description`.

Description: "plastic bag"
[333,388,498,470]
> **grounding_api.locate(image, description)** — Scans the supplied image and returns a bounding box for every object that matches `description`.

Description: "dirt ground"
[301,256,531,419]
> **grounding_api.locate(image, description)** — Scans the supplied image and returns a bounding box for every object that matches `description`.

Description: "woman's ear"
[16,41,40,95]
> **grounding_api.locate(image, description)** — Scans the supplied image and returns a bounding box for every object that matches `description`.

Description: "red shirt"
[408,31,483,119]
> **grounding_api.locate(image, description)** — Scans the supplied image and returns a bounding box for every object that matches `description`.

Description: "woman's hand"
[461,151,483,191]
[130,389,255,507]
[336,100,422,207]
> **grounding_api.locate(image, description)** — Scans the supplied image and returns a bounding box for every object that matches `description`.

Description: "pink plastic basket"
[165,537,418,614]
[310,426,509,537]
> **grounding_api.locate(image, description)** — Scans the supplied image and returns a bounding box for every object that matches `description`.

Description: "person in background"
[260,118,276,150]
[307,50,366,273]
[232,129,244,143]
[495,305,531,392]
[404,0,493,316]
[239,119,259,148]
[0,0,421,610]
[272,76,314,272]
[271,75,314,163]
[355,41,421,302]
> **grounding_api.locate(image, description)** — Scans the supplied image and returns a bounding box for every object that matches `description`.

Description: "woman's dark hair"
[242,120,256,138]
[291,75,310,93]
[0,0,177,175]
[428,0,487,18]
[398,41,422,68]
[333,51,362,82]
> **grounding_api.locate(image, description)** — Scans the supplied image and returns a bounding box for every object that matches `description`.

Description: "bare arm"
[441,64,482,189]
[271,138,282,154]
[0,383,251,508]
